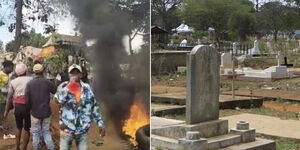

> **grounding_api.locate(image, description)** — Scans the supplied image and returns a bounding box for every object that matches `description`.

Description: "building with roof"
[151,25,169,48]
[41,33,83,58]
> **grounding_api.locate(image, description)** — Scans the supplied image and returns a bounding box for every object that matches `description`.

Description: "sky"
[0,2,77,45]
[0,2,144,53]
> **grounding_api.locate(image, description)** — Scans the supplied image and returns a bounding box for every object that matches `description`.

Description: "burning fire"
[122,98,149,146]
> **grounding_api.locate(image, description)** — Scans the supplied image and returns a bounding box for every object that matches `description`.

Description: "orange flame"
[122,98,149,146]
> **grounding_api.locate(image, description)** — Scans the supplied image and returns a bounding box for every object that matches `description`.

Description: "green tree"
[115,0,150,54]
[0,0,65,52]
[228,10,256,41]
[257,1,285,41]
[5,29,47,52]
[282,11,300,32]
[179,0,255,42]
[152,0,181,31]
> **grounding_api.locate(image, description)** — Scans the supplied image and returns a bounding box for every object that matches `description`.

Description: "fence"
[216,43,252,55]
[156,42,252,54]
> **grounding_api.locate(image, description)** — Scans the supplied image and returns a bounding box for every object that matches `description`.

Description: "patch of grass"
[162,106,299,121]
[272,98,300,106]
[220,112,239,117]
[220,79,262,91]
[258,135,300,150]
[163,114,185,121]
[276,139,300,150]
[238,106,298,120]
[220,109,241,117]
[152,74,186,87]
[275,97,285,103]
[243,57,276,69]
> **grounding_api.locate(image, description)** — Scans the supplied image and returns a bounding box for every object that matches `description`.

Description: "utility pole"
[232,55,235,100]
[232,42,237,100]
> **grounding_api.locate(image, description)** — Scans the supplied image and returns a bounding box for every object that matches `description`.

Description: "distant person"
[56,64,105,150]
[25,64,56,150]
[180,38,188,47]
[3,63,32,150]
[0,60,14,138]
[0,60,14,88]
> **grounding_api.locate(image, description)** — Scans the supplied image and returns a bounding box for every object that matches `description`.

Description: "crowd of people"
[1,61,105,150]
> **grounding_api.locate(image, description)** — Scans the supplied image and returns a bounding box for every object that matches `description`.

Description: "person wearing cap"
[3,63,32,150]
[55,64,105,150]
[25,64,56,150]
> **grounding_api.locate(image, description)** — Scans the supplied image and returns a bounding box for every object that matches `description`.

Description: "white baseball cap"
[68,64,82,73]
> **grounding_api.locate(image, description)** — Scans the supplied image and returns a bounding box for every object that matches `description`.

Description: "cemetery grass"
[152,52,300,92]
[162,103,300,121]
[276,139,300,150]
[257,135,300,150]
[152,74,300,93]
[242,53,300,69]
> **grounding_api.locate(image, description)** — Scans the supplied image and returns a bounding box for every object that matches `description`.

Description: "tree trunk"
[128,35,134,55]
[128,34,135,78]
[256,0,259,12]
[15,0,23,52]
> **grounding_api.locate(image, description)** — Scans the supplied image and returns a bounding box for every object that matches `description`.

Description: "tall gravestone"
[221,53,232,68]
[276,51,283,66]
[233,42,238,54]
[186,45,220,124]
[152,45,276,150]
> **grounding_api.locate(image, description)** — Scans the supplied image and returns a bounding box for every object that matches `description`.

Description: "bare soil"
[0,102,130,150]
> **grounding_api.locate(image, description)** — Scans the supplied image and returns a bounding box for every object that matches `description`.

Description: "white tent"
[172,24,195,33]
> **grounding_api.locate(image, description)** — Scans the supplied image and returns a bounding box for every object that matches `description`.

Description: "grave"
[232,42,238,54]
[249,40,261,56]
[236,52,294,82]
[220,52,240,77]
[220,53,232,68]
[151,45,275,150]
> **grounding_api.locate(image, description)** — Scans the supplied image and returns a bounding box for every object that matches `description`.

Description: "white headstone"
[276,51,283,66]
[221,53,233,68]
[250,40,261,55]
[233,42,238,54]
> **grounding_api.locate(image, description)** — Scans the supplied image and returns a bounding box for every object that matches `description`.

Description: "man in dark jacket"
[25,64,57,150]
